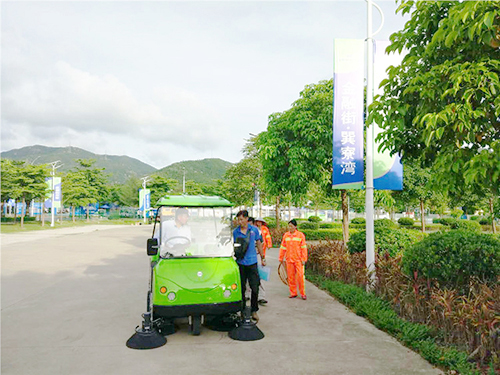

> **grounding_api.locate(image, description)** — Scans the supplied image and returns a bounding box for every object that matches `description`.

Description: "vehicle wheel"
[189,315,201,336]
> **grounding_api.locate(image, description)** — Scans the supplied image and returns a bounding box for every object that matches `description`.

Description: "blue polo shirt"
[233,224,262,266]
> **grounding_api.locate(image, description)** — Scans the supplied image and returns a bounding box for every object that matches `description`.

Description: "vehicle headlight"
[167,292,176,301]
[223,290,231,298]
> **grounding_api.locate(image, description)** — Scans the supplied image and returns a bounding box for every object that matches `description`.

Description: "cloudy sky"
[1,0,409,169]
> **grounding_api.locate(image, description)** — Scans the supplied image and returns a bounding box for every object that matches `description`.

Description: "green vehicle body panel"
[152,257,241,306]
[149,195,240,317]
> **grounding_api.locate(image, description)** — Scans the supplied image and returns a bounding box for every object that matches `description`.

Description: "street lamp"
[141,176,150,224]
[48,161,63,227]
[182,167,186,194]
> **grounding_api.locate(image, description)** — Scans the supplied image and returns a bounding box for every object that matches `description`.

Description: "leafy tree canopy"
[370,1,500,196]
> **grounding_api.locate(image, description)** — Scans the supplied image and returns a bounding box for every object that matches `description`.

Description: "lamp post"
[48,161,63,227]
[365,0,384,289]
[141,176,150,224]
[182,167,186,194]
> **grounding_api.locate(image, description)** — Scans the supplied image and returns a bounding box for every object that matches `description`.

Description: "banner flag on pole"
[332,39,364,189]
[139,189,151,211]
[373,41,403,190]
[45,177,62,209]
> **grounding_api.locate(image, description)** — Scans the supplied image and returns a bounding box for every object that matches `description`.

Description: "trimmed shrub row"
[1,216,37,222]
[348,227,425,257]
[301,228,360,241]
[402,230,500,292]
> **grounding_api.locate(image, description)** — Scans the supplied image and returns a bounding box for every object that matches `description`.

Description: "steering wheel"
[164,236,192,252]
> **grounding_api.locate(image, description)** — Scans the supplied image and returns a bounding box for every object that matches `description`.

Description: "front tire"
[189,315,201,336]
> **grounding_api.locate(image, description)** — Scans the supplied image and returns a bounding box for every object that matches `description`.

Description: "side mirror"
[147,238,159,256]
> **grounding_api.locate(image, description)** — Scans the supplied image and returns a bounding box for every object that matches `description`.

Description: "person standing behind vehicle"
[279,219,308,300]
[255,217,272,305]
[233,210,265,322]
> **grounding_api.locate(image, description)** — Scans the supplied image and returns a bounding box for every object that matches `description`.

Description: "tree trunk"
[13,200,18,224]
[41,200,45,227]
[275,196,280,228]
[341,190,349,243]
[288,202,292,221]
[72,206,76,223]
[490,197,496,234]
[87,205,90,223]
[20,197,26,229]
[420,199,425,233]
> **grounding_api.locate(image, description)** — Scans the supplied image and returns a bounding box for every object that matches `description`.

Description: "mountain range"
[1,145,232,184]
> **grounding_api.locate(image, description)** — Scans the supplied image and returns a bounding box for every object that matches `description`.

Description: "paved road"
[1,225,442,375]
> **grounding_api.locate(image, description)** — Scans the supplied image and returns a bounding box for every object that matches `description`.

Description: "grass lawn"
[1,218,144,234]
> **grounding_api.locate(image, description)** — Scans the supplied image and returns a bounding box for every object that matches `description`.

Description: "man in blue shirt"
[233,210,266,322]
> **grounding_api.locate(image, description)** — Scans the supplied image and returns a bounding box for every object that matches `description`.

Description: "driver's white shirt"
[160,220,191,256]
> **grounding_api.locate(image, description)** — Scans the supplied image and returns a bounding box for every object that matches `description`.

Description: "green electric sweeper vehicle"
[127,195,244,349]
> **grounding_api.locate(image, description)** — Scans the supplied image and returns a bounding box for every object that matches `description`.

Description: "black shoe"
[245,297,250,301]
[258,299,268,305]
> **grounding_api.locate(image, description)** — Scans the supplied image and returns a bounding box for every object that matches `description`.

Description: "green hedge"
[398,217,414,226]
[479,218,492,225]
[306,271,478,374]
[403,231,500,291]
[349,223,366,229]
[319,222,343,229]
[348,227,423,257]
[439,217,457,226]
[302,228,359,241]
[374,219,398,229]
[351,217,365,224]
[263,217,288,229]
[308,215,322,222]
[449,219,481,233]
[299,221,319,230]
[1,216,36,222]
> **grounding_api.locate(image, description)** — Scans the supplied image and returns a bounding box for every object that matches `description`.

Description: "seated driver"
[158,207,192,256]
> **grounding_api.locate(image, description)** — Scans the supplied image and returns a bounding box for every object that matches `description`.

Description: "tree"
[220,157,260,207]
[370,1,500,232]
[392,163,436,232]
[149,175,177,204]
[62,159,109,222]
[118,177,141,207]
[258,80,339,228]
[1,160,49,227]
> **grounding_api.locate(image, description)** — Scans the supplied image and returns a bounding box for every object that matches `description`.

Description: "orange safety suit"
[279,230,307,297]
[261,225,272,257]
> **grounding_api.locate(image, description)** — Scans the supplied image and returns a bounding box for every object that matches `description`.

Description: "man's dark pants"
[238,263,260,313]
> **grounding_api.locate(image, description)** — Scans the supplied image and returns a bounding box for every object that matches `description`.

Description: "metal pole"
[182,167,186,194]
[48,161,62,228]
[141,176,150,224]
[365,0,376,289]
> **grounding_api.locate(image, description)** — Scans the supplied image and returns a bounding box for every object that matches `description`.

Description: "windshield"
[154,206,233,258]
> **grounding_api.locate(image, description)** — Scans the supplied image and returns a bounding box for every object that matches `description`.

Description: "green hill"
[1,145,232,185]
[156,158,232,185]
[1,145,157,184]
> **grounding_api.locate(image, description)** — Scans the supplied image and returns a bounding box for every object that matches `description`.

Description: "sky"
[1,0,410,169]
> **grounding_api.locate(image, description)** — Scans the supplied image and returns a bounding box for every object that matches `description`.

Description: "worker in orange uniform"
[279,219,308,300]
[255,218,273,305]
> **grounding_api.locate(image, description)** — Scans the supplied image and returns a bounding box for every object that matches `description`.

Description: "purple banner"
[332,39,364,189]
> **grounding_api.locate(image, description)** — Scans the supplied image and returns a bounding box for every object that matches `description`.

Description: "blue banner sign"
[332,39,364,189]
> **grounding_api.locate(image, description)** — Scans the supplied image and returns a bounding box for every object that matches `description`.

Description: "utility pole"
[48,161,63,227]
[141,176,150,224]
[182,167,186,194]
[366,0,384,290]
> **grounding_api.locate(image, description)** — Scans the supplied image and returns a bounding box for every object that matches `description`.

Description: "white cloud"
[1,1,410,171]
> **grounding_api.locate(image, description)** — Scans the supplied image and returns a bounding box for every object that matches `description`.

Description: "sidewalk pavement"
[1,225,443,375]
